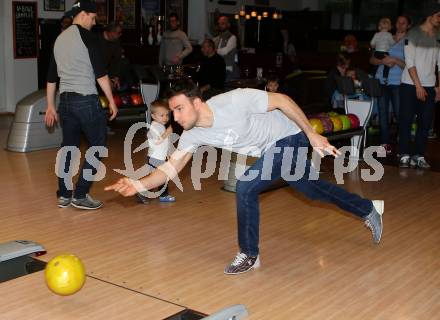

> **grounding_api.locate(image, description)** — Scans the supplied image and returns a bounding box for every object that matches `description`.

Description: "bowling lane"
[0,272,184,320]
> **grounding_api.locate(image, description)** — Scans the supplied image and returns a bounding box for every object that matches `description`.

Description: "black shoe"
[135,193,150,204]
[57,196,72,208]
[71,194,103,210]
[224,252,260,275]
[364,200,384,244]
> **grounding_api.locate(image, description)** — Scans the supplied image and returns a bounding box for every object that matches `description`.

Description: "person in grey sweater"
[159,13,192,66]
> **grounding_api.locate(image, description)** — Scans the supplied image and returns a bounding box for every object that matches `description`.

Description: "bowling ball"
[328,111,339,117]
[309,118,324,134]
[329,116,343,132]
[320,116,334,133]
[99,96,109,108]
[113,94,123,107]
[346,113,360,129]
[339,115,352,130]
[130,94,143,106]
[121,95,132,105]
[45,254,86,296]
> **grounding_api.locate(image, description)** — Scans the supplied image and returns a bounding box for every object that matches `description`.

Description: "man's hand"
[171,55,181,65]
[104,177,141,196]
[435,87,440,102]
[307,132,341,157]
[44,106,58,127]
[108,101,118,121]
[416,85,427,102]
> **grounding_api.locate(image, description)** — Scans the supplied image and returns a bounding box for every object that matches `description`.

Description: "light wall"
[0,0,75,113]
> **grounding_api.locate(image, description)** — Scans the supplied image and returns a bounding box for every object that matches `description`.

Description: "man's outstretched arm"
[105,149,193,196]
[267,92,341,157]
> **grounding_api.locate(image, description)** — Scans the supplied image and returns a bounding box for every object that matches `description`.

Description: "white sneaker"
[410,156,431,169]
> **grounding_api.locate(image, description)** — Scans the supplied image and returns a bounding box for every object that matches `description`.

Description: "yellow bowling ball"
[99,96,109,108]
[45,254,86,296]
[309,118,324,134]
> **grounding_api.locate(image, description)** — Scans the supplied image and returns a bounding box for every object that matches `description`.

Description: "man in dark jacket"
[196,39,226,99]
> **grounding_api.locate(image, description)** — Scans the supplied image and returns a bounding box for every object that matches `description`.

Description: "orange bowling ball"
[130,93,143,106]
[45,254,86,296]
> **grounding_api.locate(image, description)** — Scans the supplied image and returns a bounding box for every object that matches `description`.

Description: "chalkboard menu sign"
[13,1,38,59]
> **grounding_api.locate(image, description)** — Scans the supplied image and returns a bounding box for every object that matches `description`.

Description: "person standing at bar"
[159,13,192,66]
[213,16,240,81]
[98,21,123,90]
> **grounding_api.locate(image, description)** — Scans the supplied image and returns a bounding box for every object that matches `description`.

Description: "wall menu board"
[13,1,38,59]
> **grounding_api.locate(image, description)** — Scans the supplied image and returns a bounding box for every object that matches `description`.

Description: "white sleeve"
[217,35,237,56]
[404,37,416,69]
[179,31,193,59]
[177,131,200,153]
[232,88,268,114]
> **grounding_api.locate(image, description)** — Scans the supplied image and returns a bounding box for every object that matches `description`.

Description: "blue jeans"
[235,132,373,256]
[378,85,400,144]
[398,83,435,156]
[57,92,107,199]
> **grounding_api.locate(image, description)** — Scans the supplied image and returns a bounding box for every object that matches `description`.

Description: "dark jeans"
[378,85,400,144]
[57,92,107,199]
[235,132,373,256]
[374,51,390,80]
[398,83,436,156]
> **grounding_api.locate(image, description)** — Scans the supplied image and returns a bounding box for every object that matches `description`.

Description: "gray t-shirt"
[177,89,301,157]
[47,25,106,95]
[159,29,193,65]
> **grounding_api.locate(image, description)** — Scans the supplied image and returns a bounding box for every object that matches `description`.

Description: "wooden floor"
[0,121,439,320]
